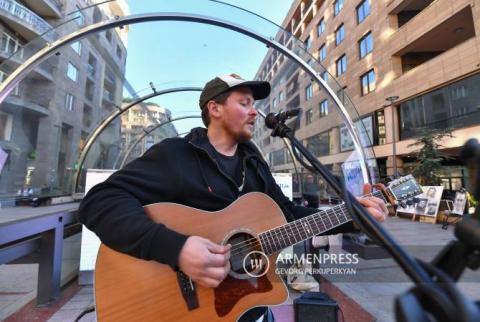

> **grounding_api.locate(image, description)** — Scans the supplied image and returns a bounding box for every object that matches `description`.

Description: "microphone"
[265,108,301,129]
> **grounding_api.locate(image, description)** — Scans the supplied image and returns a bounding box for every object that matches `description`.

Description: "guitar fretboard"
[258,190,385,255]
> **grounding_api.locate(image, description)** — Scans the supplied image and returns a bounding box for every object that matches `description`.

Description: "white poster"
[397,186,443,217]
[79,169,116,285]
[452,190,467,215]
[273,172,293,201]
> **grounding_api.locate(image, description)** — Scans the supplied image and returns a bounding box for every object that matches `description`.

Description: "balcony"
[0,0,53,41]
[22,0,62,19]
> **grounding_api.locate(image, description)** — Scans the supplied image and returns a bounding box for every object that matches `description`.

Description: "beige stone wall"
[254,0,480,176]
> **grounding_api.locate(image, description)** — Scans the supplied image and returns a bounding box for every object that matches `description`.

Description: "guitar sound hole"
[226,232,265,279]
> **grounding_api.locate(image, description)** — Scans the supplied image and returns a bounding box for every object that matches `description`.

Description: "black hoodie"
[78,127,355,269]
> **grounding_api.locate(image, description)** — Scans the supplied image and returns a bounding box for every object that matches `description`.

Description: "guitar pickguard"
[214,274,272,317]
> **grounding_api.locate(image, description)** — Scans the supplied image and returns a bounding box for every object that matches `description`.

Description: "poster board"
[272,172,293,201]
[452,190,467,215]
[79,169,116,285]
[397,185,444,218]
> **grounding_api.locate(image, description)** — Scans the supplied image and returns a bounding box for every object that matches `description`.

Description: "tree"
[408,128,453,186]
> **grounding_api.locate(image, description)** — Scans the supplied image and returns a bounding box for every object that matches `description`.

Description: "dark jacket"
[78,127,354,269]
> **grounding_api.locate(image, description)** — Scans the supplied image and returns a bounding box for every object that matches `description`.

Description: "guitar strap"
[176,271,199,310]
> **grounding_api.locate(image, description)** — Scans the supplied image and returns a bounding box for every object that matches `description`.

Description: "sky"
[121,0,294,133]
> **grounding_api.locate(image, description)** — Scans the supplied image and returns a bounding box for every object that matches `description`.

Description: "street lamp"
[385,96,399,178]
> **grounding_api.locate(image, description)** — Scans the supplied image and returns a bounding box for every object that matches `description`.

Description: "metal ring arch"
[0,12,372,191]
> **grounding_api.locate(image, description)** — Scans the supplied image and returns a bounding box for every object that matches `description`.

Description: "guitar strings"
[227,191,384,256]
[227,191,385,257]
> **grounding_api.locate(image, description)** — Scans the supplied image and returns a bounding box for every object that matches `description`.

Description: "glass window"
[279,91,284,102]
[304,36,312,50]
[317,18,325,36]
[116,45,122,59]
[67,62,78,82]
[336,54,347,76]
[74,5,85,26]
[361,69,375,95]
[0,111,13,140]
[335,24,345,46]
[272,98,277,108]
[307,132,330,156]
[319,100,329,117]
[272,149,285,166]
[106,30,113,42]
[400,73,480,139]
[319,44,326,61]
[65,93,75,111]
[359,32,373,58]
[305,84,314,101]
[71,41,82,55]
[334,0,344,16]
[306,108,313,125]
[357,0,371,24]
[321,71,328,82]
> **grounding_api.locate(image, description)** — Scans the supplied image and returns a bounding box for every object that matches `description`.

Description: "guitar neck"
[258,190,385,255]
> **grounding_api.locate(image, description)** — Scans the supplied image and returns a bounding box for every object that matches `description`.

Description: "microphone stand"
[265,113,432,284]
[265,113,480,321]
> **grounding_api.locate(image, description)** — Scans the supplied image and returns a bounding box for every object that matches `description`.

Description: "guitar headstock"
[382,175,423,205]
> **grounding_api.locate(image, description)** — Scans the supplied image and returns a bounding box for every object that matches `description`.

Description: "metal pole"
[386,96,399,178]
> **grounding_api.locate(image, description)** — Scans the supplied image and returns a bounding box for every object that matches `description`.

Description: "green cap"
[199,73,271,109]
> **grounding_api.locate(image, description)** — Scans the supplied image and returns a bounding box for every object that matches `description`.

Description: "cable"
[74,305,95,322]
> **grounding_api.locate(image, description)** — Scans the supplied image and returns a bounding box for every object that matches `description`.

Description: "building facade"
[120,101,176,164]
[0,0,129,197]
[253,0,480,193]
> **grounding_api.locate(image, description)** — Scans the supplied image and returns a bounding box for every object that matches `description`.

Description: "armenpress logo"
[243,251,270,278]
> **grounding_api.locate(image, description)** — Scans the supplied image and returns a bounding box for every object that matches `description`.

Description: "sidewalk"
[1,216,479,321]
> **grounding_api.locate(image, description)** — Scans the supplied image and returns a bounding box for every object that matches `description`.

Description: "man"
[78,74,387,321]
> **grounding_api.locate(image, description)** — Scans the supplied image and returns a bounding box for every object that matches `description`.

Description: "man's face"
[217,87,258,143]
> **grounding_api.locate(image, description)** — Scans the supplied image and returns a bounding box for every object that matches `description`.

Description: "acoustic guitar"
[94,175,422,321]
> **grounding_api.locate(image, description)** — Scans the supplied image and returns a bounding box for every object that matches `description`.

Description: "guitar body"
[95,192,289,321]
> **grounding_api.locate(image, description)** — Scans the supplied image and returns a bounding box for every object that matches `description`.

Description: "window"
[321,71,328,82]
[357,0,371,23]
[305,84,314,101]
[74,5,85,26]
[336,54,347,76]
[279,91,284,102]
[304,36,312,50]
[71,41,82,55]
[317,18,325,36]
[307,132,330,157]
[319,44,326,61]
[334,0,344,16]
[306,109,313,125]
[361,69,376,95]
[1,31,24,57]
[335,24,345,46]
[0,111,13,140]
[451,85,468,100]
[359,32,373,58]
[272,98,278,108]
[116,45,122,59]
[106,30,113,42]
[0,71,19,95]
[319,100,329,117]
[65,94,75,111]
[88,53,97,77]
[67,62,78,82]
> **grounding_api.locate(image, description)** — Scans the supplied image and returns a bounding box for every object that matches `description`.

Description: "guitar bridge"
[177,271,199,311]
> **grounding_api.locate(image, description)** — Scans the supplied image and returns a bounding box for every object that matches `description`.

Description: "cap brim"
[231,81,271,100]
